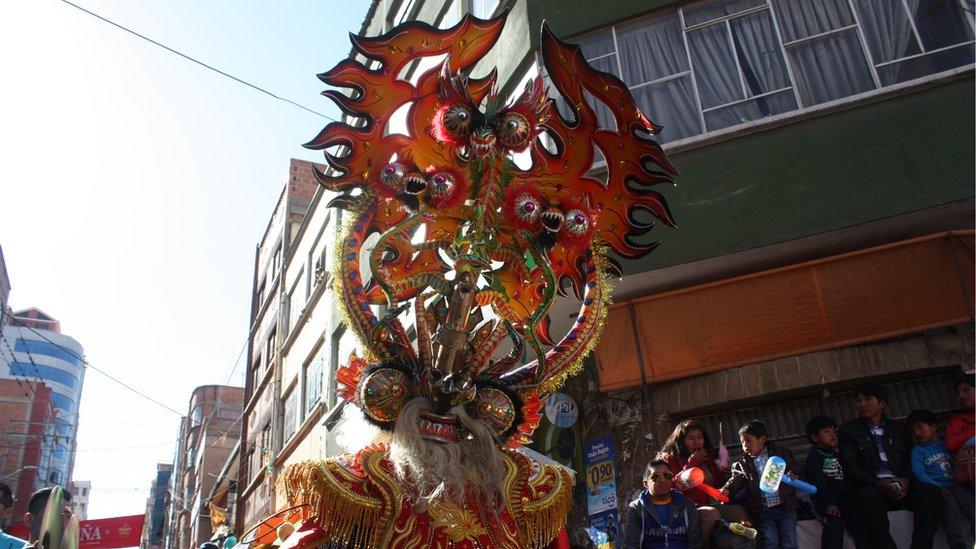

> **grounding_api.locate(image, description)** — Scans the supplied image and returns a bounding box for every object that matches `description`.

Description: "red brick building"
[0,378,57,533]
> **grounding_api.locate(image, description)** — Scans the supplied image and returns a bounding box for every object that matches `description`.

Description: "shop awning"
[594,231,974,391]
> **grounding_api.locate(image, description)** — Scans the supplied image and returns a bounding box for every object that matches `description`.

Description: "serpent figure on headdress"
[273,10,677,548]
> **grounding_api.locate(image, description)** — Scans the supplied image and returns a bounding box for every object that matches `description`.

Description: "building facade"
[165,385,243,549]
[0,308,85,486]
[67,479,90,520]
[141,464,172,549]
[0,245,9,320]
[0,378,55,535]
[237,158,358,532]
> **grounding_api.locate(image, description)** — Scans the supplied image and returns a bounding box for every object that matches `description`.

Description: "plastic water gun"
[759,455,817,494]
[719,519,757,540]
[675,467,729,503]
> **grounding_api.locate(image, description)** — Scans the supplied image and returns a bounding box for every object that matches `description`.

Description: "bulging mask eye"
[376,162,406,198]
[428,171,456,201]
[514,193,541,224]
[563,208,591,236]
[442,104,477,139]
[496,112,531,150]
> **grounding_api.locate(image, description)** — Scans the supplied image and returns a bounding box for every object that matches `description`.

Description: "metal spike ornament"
[281,11,677,548]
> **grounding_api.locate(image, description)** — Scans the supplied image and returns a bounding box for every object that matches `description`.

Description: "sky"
[0,0,369,520]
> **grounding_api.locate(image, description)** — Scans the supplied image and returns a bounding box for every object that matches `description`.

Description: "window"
[266,329,278,367]
[8,362,78,389]
[50,393,74,414]
[190,404,204,426]
[282,386,298,442]
[472,0,499,18]
[569,0,974,144]
[304,345,325,413]
[288,269,306,335]
[14,339,83,368]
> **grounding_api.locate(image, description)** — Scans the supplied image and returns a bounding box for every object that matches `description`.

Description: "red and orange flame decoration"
[311,11,676,447]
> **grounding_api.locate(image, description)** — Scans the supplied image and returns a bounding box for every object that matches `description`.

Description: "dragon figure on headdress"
[272,9,677,549]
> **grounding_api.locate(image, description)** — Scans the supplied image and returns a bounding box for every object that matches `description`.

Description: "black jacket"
[719,442,799,522]
[838,415,913,487]
[804,447,854,507]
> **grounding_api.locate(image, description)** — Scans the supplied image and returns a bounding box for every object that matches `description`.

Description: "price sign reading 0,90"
[586,461,614,489]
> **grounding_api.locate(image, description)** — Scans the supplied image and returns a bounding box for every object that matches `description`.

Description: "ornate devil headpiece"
[309,12,676,447]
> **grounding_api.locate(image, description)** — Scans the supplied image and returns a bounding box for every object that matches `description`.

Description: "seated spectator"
[907,408,974,549]
[946,373,975,453]
[720,420,799,549]
[623,459,703,549]
[838,382,944,549]
[657,420,747,546]
[0,483,25,549]
[946,374,975,489]
[804,415,866,548]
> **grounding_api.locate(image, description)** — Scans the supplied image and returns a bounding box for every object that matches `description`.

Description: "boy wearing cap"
[805,416,863,548]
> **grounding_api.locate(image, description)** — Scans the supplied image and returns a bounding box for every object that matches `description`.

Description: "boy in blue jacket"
[623,459,703,549]
[906,409,974,549]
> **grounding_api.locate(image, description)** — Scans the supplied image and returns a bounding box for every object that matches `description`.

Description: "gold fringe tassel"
[282,461,383,548]
[521,467,574,549]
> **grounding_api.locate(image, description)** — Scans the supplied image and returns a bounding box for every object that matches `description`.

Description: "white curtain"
[853,0,920,64]
[616,14,704,141]
[772,0,877,105]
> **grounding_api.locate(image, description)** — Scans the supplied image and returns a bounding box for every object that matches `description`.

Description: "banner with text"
[79,514,146,549]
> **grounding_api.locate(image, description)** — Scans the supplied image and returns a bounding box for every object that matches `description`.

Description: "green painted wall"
[627,78,976,274]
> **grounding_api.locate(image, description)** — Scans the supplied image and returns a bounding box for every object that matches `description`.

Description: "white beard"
[388,397,505,509]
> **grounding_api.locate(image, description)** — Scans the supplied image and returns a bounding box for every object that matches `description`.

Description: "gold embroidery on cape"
[427,500,489,542]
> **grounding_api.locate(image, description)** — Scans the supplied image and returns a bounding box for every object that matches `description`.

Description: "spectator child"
[657,420,748,546]
[804,416,864,548]
[906,409,974,549]
[623,459,704,549]
[720,421,799,549]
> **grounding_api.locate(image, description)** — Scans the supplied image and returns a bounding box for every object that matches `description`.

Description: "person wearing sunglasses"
[623,459,703,549]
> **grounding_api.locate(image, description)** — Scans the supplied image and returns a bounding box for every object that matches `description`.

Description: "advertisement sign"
[544,393,579,428]
[79,514,146,549]
[583,437,619,547]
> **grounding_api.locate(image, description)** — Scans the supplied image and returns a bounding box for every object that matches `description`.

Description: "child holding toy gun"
[720,421,799,549]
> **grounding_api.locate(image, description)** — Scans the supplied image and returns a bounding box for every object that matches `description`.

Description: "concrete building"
[237,158,355,532]
[0,378,56,535]
[0,309,85,486]
[165,385,243,549]
[141,464,172,549]
[67,480,90,520]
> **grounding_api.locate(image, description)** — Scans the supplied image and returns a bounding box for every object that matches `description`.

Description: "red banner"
[79,514,145,549]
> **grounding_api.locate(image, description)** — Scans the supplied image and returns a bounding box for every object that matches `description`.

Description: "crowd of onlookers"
[623,374,976,549]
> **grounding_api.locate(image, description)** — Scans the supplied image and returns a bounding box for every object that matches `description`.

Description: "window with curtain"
[304,344,325,413]
[283,386,298,442]
[570,0,974,144]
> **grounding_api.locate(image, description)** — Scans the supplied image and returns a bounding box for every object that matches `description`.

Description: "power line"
[4,313,185,418]
[56,0,338,122]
